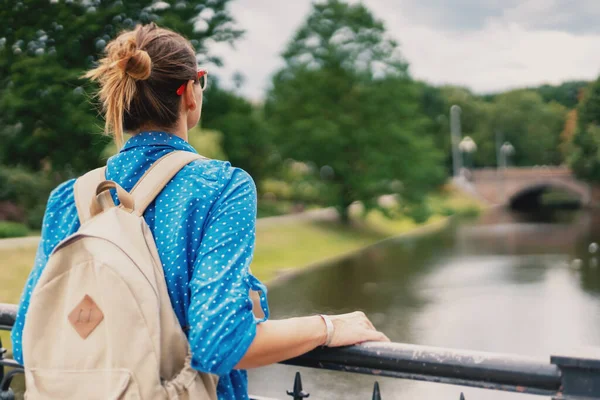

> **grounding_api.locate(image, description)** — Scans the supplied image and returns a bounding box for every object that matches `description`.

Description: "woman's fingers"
[326,311,390,347]
[351,311,376,330]
[363,318,376,331]
[362,329,390,343]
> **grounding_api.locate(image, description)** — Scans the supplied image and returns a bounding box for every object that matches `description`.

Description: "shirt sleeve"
[11,179,79,365]
[187,168,268,376]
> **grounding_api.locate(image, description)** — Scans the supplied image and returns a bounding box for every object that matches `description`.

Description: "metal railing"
[2,302,600,399]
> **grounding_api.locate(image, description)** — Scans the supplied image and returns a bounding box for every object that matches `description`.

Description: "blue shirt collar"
[120,131,197,154]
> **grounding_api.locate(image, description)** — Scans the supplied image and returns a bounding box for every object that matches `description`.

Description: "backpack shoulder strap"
[130,151,205,216]
[74,166,115,225]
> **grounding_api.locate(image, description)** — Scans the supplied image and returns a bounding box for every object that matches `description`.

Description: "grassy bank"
[0,187,481,303]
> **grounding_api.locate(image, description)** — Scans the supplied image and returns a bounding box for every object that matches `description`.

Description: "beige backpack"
[22,151,218,400]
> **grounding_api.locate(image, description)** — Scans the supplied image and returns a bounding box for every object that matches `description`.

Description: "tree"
[0,0,242,173]
[560,109,578,159]
[570,78,600,181]
[491,90,567,167]
[534,81,590,109]
[201,78,274,184]
[413,82,452,174]
[483,81,589,109]
[265,0,444,223]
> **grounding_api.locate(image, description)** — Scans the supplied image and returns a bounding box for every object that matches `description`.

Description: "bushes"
[0,165,55,232]
[0,221,29,238]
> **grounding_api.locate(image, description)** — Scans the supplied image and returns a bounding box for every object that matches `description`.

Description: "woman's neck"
[136,123,188,142]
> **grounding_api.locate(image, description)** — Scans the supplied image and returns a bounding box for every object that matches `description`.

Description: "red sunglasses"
[176,69,208,96]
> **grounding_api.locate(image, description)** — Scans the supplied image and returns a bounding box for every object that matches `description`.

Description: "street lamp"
[459,136,477,164]
[450,105,462,178]
[499,141,515,203]
[499,142,515,170]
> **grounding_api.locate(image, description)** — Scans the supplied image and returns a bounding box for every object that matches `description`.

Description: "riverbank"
[0,188,480,301]
[264,216,452,288]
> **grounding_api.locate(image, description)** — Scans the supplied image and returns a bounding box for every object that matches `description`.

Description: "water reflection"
[249,209,600,399]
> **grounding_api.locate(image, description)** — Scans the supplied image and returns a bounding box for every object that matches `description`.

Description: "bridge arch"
[469,167,592,206]
[508,181,591,209]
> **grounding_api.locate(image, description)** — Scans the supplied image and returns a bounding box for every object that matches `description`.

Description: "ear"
[183,80,197,111]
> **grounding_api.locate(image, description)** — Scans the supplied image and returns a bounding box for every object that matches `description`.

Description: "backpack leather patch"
[68,295,104,339]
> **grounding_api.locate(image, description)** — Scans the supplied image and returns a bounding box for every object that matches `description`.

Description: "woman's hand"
[326,311,390,347]
[235,312,389,370]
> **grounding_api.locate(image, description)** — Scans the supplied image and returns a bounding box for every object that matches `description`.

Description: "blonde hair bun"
[124,49,152,81]
[112,36,152,81]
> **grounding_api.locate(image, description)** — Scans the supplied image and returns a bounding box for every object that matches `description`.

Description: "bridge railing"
[471,167,573,180]
[1,302,600,399]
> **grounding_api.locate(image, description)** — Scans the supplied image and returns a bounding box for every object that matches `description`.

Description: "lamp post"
[459,136,477,181]
[450,105,462,178]
[499,142,515,203]
[459,136,477,167]
[500,142,515,170]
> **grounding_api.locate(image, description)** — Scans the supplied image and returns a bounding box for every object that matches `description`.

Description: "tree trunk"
[337,184,354,225]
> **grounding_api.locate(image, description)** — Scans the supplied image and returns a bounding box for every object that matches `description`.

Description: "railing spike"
[372,381,381,400]
[0,388,15,400]
[459,392,465,400]
[286,371,309,399]
[0,368,21,400]
[0,335,4,383]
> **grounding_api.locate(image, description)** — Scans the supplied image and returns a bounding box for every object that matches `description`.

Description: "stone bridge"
[459,167,593,207]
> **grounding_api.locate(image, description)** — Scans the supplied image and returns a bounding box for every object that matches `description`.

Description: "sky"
[209,0,600,101]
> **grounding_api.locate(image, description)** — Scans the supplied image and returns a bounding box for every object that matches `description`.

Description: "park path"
[0,208,339,250]
[0,236,41,250]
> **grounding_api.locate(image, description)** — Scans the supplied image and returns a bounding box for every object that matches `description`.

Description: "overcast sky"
[209,0,600,100]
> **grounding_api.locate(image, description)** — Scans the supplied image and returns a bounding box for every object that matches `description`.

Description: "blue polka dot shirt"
[12,131,270,400]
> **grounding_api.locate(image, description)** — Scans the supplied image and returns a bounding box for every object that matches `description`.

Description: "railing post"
[0,370,17,400]
[0,336,4,384]
[286,372,309,399]
[552,351,600,399]
[372,381,381,400]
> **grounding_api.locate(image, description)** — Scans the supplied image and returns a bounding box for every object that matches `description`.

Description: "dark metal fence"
[1,302,600,399]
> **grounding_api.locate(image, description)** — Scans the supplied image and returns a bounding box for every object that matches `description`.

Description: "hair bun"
[125,49,152,81]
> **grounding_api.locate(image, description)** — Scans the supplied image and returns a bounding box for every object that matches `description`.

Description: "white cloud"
[387,17,600,93]
[207,0,600,100]
[208,0,312,100]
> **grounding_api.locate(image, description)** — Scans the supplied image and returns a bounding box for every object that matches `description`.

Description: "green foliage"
[265,0,444,222]
[485,81,589,109]
[577,78,600,128]
[569,77,600,182]
[414,82,451,172]
[425,85,568,169]
[26,203,47,230]
[257,200,295,218]
[187,127,228,160]
[0,0,241,173]
[454,204,481,218]
[0,221,29,238]
[534,81,589,108]
[0,165,54,211]
[0,165,55,228]
[428,186,482,218]
[201,79,274,183]
[491,90,567,166]
[260,160,329,204]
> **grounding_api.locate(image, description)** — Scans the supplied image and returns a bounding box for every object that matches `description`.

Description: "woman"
[12,23,388,399]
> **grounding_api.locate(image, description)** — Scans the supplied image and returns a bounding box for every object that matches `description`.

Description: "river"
[248,208,600,399]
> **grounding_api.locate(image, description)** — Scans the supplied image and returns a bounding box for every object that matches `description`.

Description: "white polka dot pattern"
[11,131,269,400]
